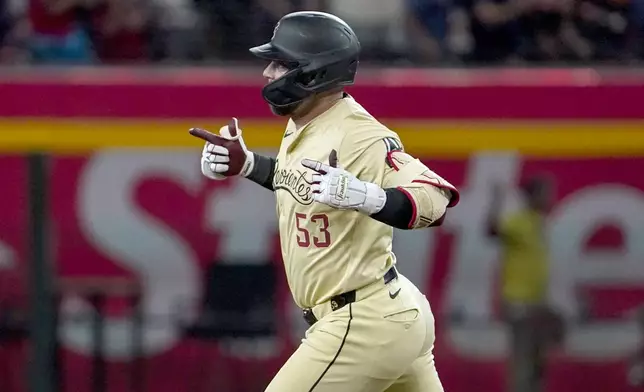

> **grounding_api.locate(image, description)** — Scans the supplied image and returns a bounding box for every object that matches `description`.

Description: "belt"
[302,266,398,327]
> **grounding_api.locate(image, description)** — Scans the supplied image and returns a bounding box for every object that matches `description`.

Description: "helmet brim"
[250,42,303,64]
[249,43,285,60]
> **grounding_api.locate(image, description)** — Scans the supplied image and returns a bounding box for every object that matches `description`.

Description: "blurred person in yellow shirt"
[486,175,561,392]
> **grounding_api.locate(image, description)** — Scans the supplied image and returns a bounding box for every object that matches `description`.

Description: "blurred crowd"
[0,0,641,65]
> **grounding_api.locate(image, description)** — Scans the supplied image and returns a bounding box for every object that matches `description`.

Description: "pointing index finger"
[189,127,227,145]
[301,158,329,174]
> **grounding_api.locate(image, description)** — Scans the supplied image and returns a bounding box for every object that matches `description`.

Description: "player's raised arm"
[189,118,276,191]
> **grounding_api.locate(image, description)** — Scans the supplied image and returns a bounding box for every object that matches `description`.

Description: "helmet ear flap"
[295,69,328,89]
[295,72,316,88]
[294,60,356,94]
[348,59,358,73]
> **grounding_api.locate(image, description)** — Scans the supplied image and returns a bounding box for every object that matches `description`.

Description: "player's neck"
[292,93,344,130]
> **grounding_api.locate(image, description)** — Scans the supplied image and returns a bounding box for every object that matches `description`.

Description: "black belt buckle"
[330,291,355,311]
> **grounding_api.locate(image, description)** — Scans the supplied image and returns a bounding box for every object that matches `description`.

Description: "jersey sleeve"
[338,128,460,229]
[336,125,393,186]
[384,146,459,229]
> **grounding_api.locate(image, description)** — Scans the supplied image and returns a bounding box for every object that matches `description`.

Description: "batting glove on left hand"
[301,150,386,215]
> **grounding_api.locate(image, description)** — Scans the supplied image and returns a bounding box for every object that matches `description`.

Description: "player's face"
[263,61,289,83]
[262,61,303,116]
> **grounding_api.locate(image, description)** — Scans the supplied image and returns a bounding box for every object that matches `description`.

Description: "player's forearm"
[370,188,414,230]
[373,184,451,230]
[246,153,276,191]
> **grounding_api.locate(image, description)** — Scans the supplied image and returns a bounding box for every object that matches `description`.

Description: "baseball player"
[189,11,460,392]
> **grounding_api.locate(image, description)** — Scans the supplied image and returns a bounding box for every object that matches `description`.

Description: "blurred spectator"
[514,0,592,62]
[28,0,97,64]
[258,0,324,19]
[196,0,323,61]
[330,0,407,62]
[256,0,325,48]
[627,0,644,59]
[486,175,559,392]
[454,0,521,63]
[148,0,201,61]
[0,0,30,63]
[574,0,630,61]
[405,0,452,63]
[0,2,10,43]
[87,0,149,63]
[0,0,640,65]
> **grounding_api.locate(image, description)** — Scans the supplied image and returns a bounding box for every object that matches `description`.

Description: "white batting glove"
[301,150,387,215]
[201,143,227,180]
[189,118,254,180]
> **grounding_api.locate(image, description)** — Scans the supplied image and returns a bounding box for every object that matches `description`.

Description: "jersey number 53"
[295,213,331,248]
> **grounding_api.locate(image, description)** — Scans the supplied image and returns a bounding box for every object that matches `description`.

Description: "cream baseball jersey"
[274,96,458,309]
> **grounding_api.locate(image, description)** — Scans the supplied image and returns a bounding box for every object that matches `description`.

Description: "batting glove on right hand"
[189,118,255,180]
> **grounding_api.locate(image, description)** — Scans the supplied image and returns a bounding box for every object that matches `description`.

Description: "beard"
[269,102,301,117]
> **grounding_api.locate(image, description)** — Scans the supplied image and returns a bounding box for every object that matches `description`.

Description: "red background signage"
[0,68,643,392]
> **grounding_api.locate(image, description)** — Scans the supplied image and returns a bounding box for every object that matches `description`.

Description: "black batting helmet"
[249,11,361,109]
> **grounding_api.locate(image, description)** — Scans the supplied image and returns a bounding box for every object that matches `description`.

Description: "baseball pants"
[265,274,444,392]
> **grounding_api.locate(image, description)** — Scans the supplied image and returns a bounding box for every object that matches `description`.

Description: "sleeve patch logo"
[383,137,404,169]
[383,137,403,153]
